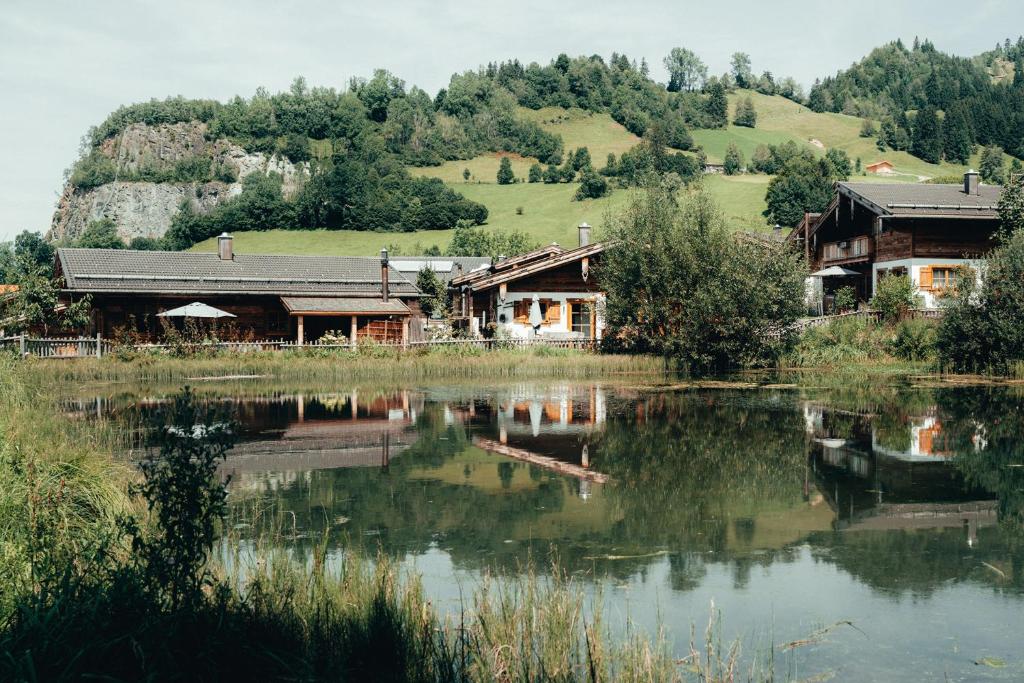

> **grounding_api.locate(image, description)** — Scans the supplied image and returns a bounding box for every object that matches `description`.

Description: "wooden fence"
[0,334,598,359]
[793,308,943,332]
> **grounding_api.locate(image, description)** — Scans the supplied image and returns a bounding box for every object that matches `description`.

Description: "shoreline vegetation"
[0,357,809,682]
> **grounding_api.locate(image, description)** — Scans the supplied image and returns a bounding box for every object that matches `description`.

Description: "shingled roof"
[56,248,419,296]
[839,182,1001,217]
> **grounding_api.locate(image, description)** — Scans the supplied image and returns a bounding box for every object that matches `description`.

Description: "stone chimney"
[218,233,234,261]
[964,170,980,196]
[578,222,591,248]
[380,248,389,303]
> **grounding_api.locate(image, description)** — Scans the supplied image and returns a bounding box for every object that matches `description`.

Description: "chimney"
[380,248,389,303]
[578,222,592,248]
[217,233,233,261]
[964,169,980,196]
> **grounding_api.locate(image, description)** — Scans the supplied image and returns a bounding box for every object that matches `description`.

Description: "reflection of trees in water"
[592,391,810,585]
[940,387,1024,534]
[811,527,1024,596]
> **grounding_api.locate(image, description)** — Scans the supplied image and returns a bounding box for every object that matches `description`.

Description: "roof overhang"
[280,297,412,316]
[464,242,608,292]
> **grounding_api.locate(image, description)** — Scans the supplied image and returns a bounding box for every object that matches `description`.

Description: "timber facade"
[55,235,424,344]
[788,172,1002,309]
[451,224,607,340]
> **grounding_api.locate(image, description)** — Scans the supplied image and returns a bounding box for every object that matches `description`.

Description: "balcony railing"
[823,235,872,263]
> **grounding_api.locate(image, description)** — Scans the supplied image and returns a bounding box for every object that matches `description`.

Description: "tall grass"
[19,346,666,385]
[2,359,796,682]
[0,357,133,619]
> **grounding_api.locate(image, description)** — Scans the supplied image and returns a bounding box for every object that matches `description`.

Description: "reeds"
[17,346,665,385]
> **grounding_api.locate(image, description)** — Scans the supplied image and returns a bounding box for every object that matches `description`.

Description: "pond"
[81,376,1024,681]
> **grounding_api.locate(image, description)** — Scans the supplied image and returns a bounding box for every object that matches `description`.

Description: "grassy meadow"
[191,90,1016,258]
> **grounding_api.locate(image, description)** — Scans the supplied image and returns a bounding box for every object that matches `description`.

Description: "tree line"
[808,38,1024,163]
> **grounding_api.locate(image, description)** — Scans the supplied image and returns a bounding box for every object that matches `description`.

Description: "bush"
[575,170,609,200]
[870,275,919,324]
[938,231,1024,373]
[833,286,856,313]
[887,318,937,361]
[789,317,889,366]
[70,152,117,189]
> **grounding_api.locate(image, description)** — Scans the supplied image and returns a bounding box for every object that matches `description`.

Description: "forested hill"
[41,39,1024,257]
[808,38,1024,161]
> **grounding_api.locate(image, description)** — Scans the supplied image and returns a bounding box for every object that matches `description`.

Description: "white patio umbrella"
[157,302,236,319]
[810,266,861,277]
[528,294,543,331]
[529,400,542,437]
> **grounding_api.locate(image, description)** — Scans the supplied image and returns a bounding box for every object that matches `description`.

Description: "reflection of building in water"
[806,402,996,540]
[222,391,419,492]
[443,384,612,498]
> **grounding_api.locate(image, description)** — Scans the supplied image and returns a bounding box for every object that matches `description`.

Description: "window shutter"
[548,302,561,321]
[918,266,932,289]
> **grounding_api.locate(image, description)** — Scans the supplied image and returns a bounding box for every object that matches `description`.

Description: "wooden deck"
[473,436,609,483]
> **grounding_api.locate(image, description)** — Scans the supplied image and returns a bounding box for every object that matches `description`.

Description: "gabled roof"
[57,248,418,297]
[450,244,565,286]
[839,182,1001,218]
[461,242,606,292]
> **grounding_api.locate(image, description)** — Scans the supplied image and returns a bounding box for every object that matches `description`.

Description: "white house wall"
[872,257,982,309]
[494,291,606,339]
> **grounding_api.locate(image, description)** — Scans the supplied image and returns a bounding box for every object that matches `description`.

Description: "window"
[267,310,289,334]
[569,301,594,336]
[920,265,963,291]
[931,267,957,289]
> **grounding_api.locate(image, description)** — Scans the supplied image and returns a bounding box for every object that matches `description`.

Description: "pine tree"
[911,106,942,164]
[496,157,515,185]
[527,163,542,183]
[942,105,972,164]
[705,81,728,128]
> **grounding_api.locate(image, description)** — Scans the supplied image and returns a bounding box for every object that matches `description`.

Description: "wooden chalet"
[56,234,423,344]
[788,172,1002,309]
[450,224,606,340]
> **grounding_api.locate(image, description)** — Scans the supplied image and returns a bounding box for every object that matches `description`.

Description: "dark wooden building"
[56,234,422,344]
[450,224,607,340]
[788,172,1002,308]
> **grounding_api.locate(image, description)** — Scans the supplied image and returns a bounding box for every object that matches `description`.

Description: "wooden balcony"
[822,235,872,264]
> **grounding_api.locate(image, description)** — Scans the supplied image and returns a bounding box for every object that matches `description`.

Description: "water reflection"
[90,380,1024,680]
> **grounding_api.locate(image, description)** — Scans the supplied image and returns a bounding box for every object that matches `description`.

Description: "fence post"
[19,333,26,358]
[96,333,102,359]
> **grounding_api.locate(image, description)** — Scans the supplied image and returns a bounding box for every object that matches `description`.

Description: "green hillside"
[700,90,1011,180]
[191,90,1011,257]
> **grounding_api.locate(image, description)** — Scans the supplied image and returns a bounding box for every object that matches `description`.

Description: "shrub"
[833,286,857,313]
[789,317,889,366]
[870,275,919,324]
[938,229,1024,373]
[887,318,937,361]
[575,170,609,200]
[70,152,117,189]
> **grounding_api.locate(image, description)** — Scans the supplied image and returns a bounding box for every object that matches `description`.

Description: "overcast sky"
[1,0,1020,241]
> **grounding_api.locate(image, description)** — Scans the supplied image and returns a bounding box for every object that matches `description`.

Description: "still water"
[87,378,1024,680]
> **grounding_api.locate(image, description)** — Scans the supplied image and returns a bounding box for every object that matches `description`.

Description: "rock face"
[50,121,308,242]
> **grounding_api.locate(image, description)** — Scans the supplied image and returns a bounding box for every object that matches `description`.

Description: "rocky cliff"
[49,121,308,242]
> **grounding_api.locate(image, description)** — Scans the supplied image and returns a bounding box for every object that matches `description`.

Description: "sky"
[1,0,1021,241]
